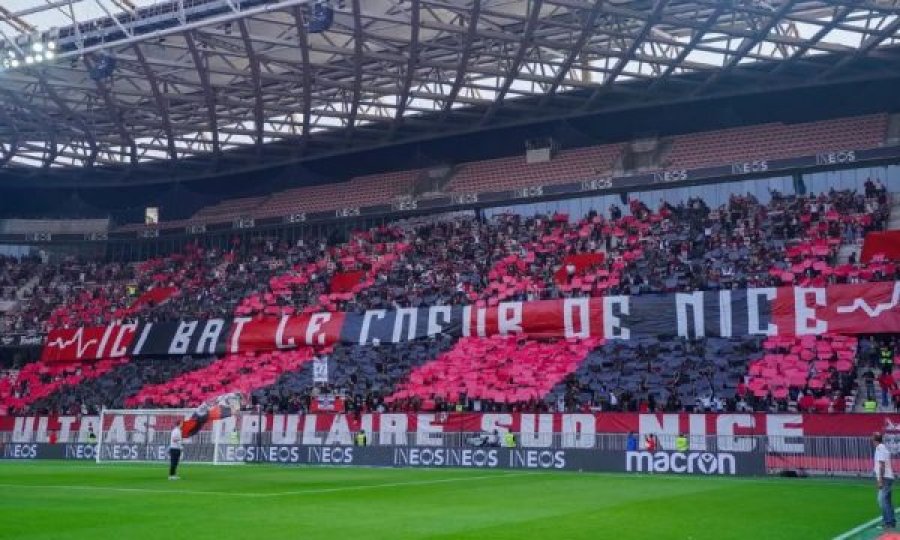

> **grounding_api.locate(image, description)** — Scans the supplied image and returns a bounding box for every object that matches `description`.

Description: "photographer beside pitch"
[873,432,895,530]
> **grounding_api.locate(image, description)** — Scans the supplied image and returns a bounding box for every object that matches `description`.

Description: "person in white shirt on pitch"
[169,424,183,480]
[873,432,896,529]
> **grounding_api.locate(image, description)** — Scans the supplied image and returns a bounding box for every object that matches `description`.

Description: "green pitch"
[0,461,887,539]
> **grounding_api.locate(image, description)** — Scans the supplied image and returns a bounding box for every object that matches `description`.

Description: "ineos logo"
[653,170,688,184]
[580,178,613,192]
[453,193,479,205]
[393,199,418,211]
[731,160,768,174]
[515,186,544,198]
[816,150,856,165]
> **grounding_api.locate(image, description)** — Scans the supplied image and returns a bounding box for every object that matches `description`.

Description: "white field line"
[833,507,900,540]
[0,462,877,487]
[0,471,535,498]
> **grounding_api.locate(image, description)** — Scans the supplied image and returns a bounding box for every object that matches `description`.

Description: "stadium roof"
[0,0,898,185]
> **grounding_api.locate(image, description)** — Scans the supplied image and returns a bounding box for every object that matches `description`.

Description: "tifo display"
[0,188,897,421]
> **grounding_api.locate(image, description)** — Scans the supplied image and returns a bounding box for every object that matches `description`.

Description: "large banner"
[3,412,900,450]
[12,412,900,476]
[40,282,900,363]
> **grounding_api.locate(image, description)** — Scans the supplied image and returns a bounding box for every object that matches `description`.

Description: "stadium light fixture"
[0,40,60,71]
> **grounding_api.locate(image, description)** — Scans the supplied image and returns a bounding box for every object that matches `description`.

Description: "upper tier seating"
[445,144,625,194]
[256,169,423,218]
[190,196,269,222]
[111,114,890,230]
[663,115,887,170]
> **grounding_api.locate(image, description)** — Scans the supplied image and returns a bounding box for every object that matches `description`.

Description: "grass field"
[0,462,890,539]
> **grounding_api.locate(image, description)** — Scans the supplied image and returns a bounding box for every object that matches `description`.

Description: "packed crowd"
[1,185,894,334]
[858,335,900,412]
[0,184,896,415]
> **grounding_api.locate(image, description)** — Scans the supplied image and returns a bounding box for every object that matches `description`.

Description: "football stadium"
[0,0,899,538]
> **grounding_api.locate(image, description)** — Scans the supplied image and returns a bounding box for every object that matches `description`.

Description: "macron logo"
[836,283,900,318]
[47,328,98,357]
[625,451,737,475]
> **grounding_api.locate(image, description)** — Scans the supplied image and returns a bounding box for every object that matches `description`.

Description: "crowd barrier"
[0,432,888,478]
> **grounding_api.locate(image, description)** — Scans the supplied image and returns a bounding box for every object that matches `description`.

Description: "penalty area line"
[833,508,900,540]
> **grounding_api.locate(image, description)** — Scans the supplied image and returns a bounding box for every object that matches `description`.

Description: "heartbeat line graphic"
[836,283,900,318]
[47,328,98,357]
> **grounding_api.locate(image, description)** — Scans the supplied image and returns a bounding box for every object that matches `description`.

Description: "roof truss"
[0,0,897,182]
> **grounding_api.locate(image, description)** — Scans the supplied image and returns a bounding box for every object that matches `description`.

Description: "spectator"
[626,432,638,451]
[879,370,896,407]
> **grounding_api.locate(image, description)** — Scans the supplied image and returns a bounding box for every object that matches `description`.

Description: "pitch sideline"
[0,471,536,498]
[833,508,900,540]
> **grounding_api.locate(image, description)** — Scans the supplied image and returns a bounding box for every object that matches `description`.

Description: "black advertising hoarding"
[0,442,766,476]
[0,334,46,349]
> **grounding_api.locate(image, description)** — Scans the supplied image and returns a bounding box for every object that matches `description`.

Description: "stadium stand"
[0,172,896,415]
[388,336,603,411]
[256,169,424,218]
[189,196,269,223]
[28,355,217,414]
[126,349,318,409]
[109,114,892,230]
[661,115,888,170]
[252,335,458,414]
[0,357,129,414]
[444,144,625,194]
[8,186,899,328]
[550,336,762,413]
